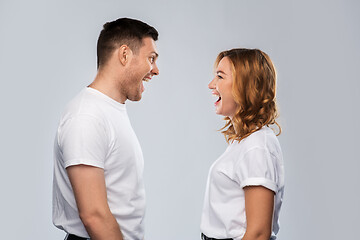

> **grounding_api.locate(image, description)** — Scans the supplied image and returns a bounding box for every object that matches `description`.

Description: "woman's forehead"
[216,57,232,74]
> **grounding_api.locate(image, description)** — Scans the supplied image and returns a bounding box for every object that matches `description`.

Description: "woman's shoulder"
[234,126,281,154]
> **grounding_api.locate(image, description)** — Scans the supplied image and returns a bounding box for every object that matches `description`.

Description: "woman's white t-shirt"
[200,126,284,240]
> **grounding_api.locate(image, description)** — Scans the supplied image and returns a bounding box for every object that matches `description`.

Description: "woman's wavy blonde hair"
[216,48,281,143]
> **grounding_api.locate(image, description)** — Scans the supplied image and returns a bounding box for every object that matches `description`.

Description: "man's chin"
[128,94,142,102]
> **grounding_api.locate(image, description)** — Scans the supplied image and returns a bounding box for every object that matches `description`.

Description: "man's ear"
[118,45,132,66]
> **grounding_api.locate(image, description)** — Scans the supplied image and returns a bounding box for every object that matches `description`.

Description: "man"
[52,18,159,240]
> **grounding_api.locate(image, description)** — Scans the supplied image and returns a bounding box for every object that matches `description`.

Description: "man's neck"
[89,70,127,104]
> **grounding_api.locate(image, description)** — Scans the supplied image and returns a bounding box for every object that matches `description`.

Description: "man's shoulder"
[60,88,105,122]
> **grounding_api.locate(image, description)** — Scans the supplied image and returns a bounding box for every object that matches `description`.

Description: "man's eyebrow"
[151,51,159,57]
[216,70,226,75]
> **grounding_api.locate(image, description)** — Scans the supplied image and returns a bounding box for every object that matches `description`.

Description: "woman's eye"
[217,75,223,79]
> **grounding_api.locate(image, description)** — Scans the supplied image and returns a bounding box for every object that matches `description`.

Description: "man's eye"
[150,57,155,63]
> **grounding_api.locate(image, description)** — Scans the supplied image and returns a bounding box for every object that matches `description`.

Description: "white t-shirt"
[52,87,145,240]
[200,126,284,240]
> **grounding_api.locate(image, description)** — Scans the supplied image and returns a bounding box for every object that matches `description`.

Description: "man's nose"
[151,63,159,76]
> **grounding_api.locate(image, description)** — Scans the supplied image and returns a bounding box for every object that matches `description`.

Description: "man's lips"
[143,76,152,82]
[141,81,145,92]
[141,76,152,93]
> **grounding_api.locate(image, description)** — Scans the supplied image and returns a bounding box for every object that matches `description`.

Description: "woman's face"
[208,57,238,118]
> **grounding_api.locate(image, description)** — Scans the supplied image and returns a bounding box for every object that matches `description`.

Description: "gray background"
[0,0,359,239]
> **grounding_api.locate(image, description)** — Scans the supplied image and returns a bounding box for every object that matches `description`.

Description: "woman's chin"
[215,109,225,117]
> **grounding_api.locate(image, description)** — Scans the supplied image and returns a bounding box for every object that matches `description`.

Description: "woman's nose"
[208,78,216,89]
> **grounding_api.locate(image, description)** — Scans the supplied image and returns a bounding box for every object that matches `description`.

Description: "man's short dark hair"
[97,17,158,69]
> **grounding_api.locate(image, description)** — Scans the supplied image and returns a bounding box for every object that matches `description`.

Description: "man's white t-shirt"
[52,87,145,240]
[200,126,284,240]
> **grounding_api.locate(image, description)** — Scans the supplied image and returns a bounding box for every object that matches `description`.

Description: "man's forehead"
[141,37,158,53]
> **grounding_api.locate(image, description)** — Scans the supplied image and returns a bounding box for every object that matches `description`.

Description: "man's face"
[122,37,159,101]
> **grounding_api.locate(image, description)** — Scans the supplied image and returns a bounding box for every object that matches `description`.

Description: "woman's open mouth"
[214,95,221,106]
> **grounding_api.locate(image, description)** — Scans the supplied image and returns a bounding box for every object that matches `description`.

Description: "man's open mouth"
[142,76,151,82]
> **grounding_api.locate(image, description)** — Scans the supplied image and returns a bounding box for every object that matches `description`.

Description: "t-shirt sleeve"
[57,114,108,169]
[235,147,278,193]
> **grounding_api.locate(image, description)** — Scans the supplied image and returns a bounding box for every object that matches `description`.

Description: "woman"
[200,48,284,240]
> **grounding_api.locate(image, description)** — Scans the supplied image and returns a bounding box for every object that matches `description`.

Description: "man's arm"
[67,164,123,240]
[242,186,275,240]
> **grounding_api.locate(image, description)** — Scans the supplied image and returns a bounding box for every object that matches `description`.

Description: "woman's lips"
[212,91,221,106]
[214,96,221,106]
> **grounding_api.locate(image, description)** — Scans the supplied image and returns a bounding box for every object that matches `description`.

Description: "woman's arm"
[242,186,275,240]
